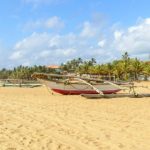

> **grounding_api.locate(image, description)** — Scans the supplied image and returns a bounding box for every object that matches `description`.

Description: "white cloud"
[22,61,31,66]
[80,14,105,38]
[48,36,60,48]
[9,32,51,65]
[114,18,150,57]
[15,32,50,50]
[39,50,51,58]
[9,51,23,60]
[9,32,79,66]
[61,48,76,56]
[24,20,41,30]
[45,16,64,29]
[80,22,97,38]
[114,31,123,40]
[9,30,109,66]
[98,40,106,48]
[7,17,150,68]
[24,16,64,31]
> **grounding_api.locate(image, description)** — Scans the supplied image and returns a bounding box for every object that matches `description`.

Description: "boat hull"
[52,88,121,95]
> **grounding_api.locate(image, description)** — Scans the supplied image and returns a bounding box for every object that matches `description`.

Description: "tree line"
[0,65,56,80]
[61,52,150,81]
[0,52,149,81]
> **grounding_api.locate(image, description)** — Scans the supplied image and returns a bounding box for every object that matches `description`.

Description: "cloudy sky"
[0,0,150,68]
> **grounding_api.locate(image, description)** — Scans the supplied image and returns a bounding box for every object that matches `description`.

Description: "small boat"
[0,79,42,88]
[32,73,122,95]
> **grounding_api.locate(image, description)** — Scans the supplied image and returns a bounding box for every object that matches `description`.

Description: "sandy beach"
[0,82,150,150]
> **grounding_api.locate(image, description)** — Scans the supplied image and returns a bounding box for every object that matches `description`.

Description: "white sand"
[0,82,150,150]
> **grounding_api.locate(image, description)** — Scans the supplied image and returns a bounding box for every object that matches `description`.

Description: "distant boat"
[0,79,42,88]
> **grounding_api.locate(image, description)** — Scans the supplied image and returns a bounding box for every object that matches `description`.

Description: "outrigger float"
[81,93,150,99]
[32,73,150,99]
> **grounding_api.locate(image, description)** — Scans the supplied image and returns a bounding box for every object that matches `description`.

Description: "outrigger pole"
[74,78,104,95]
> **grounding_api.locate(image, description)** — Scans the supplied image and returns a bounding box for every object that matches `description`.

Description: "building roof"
[47,65,60,69]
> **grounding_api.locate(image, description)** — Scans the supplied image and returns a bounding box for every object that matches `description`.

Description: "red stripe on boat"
[52,88,121,95]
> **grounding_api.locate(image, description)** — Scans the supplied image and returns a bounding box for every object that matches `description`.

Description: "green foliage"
[143,62,150,76]
[0,52,149,81]
[0,65,57,80]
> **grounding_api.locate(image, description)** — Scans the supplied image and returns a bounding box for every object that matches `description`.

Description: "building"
[46,65,61,73]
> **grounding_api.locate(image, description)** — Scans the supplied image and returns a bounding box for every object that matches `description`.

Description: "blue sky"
[0,0,150,68]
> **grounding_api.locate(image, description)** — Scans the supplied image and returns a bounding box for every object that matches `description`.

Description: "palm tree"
[106,63,113,80]
[129,58,144,80]
[143,62,150,80]
[122,52,130,80]
[112,60,124,80]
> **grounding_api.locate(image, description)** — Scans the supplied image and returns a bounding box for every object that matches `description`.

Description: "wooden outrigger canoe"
[32,73,123,95]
